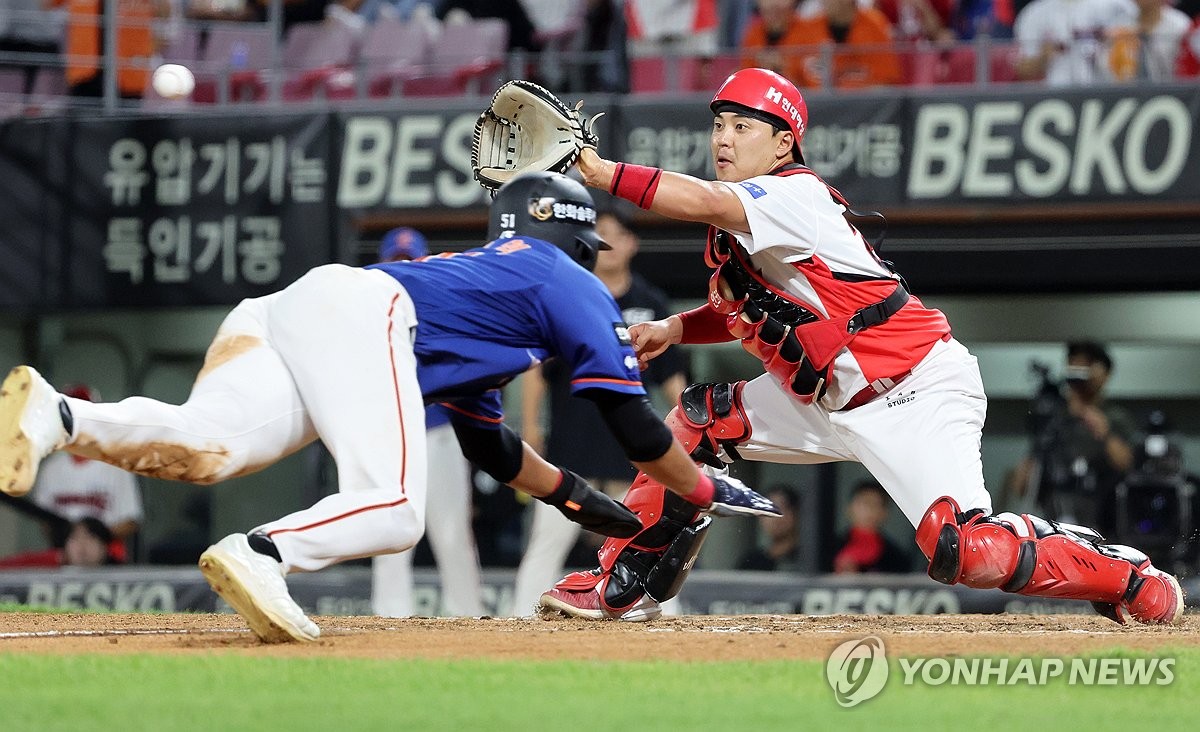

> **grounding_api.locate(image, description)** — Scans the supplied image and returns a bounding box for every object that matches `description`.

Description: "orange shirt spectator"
[753,0,901,89]
[741,0,812,84]
[52,0,166,98]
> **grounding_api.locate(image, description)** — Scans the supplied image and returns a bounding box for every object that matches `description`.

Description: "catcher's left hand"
[471,79,602,192]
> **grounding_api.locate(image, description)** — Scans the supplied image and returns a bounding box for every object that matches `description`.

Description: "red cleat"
[538,585,662,622]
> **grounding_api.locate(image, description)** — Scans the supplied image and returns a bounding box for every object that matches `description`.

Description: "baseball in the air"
[152,63,195,99]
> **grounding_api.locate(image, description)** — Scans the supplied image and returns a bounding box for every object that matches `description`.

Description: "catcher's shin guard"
[545,474,717,618]
[544,384,753,619]
[917,496,1184,624]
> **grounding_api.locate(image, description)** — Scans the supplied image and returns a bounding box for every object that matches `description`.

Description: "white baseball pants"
[735,337,993,526]
[63,265,429,573]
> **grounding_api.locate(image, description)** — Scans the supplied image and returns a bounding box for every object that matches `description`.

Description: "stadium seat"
[988,43,1020,83]
[279,21,359,101]
[362,18,433,98]
[379,18,509,98]
[159,24,202,66]
[25,67,67,116]
[193,25,274,103]
[629,56,667,93]
[0,69,27,119]
[682,54,740,90]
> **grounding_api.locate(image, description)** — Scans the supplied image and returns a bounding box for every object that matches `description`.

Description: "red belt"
[839,371,911,411]
[838,333,950,411]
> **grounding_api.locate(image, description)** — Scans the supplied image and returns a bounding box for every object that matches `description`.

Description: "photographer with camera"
[1008,341,1135,535]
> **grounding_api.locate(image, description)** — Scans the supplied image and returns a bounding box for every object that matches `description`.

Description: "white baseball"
[152,63,195,99]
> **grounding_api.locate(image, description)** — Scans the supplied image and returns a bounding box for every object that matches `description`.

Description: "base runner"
[0,172,779,642]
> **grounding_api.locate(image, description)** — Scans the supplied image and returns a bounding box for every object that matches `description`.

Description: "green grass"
[0,651,1196,732]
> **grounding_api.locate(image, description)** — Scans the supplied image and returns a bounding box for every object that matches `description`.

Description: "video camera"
[1114,410,1197,572]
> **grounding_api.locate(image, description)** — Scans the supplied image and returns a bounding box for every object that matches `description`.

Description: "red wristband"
[681,473,715,508]
[609,162,663,209]
[677,305,737,345]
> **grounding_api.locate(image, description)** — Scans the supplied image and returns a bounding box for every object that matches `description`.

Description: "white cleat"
[198,533,320,643]
[0,366,69,497]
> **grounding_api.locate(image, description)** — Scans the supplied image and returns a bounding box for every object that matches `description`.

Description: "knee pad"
[668,382,752,468]
[917,496,1024,589]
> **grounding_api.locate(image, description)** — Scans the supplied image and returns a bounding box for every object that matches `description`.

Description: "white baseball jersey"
[713,169,992,526]
[32,452,143,527]
[719,171,950,411]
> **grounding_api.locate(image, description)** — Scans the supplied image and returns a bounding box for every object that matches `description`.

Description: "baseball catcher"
[531,68,1183,626]
[472,80,601,191]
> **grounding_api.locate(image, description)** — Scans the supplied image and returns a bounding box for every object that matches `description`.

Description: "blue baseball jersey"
[367,237,644,427]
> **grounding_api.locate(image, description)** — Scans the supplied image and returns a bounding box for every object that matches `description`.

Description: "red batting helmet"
[710,68,807,159]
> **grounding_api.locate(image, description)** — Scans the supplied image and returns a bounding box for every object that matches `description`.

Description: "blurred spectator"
[357,0,435,23]
[31,384,144,562]
[626,0,720,57]
[370,227,486,618]
[720,0,758,48]
[190,0,366,32]
[952,0,1013,39]
[438,0,539,50]
[740,0,809,83]
[53,0,171,99]
[738,484,801,570]
[580,0,631,92]
[512,206,688,616]
[1007,341,1134,534]
[1107,0,1191,80]
[1013,0,1136,84]
[0,518,120,568]
[1177,15,1200,76]
[875,0,956,42]
[187,0,262,21]
[831,481,912,573]
[760,0,900,88]
[0,0,66,94]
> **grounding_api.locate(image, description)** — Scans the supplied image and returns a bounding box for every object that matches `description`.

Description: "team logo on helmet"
[530,197,556,221]
[764,86,805,136]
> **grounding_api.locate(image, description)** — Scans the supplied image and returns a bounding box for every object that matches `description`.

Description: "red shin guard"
[917,496,1131,604]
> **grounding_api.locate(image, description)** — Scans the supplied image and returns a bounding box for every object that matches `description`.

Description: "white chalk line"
[0,627,250,639]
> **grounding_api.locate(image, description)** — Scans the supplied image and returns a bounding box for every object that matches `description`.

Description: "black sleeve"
[581,389,674,463]
[451,420,525,485]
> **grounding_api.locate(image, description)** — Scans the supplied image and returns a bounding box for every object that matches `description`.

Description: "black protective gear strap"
[846,286,909,334]
[643,516,712,601]
[452,421,524,485]
[586,391,674,463]
[538,468,641,538]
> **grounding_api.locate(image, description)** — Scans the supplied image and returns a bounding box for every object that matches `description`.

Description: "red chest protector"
[703,164,910,403]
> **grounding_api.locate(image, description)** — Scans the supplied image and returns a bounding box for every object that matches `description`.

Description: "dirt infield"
[1,612,1199,660]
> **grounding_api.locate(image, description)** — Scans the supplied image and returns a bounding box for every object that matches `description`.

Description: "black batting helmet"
[487,171,610,271]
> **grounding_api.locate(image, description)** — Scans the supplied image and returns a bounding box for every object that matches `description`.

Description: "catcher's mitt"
[471,80,601,192]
